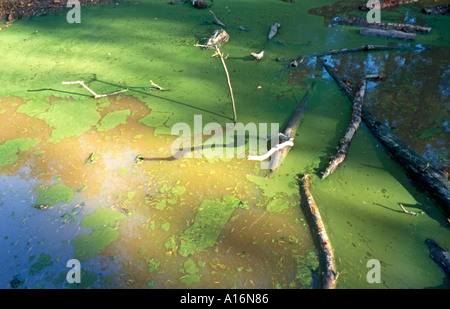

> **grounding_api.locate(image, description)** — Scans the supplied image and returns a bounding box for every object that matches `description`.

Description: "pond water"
[0,0,449,289]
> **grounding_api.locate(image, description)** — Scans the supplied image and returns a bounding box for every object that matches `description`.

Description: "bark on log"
[337,17,431,34]
[425,239,450,276]
[299,174,338,289]
[269,91,311,172]
[360,28,416,41]
[321,60,450,217]
[276,44,415,63]
[322,80,366,179]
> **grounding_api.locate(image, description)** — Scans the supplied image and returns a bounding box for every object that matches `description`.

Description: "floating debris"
[209,10,226,27]
[268,23,280,41]
[250,50,264,60]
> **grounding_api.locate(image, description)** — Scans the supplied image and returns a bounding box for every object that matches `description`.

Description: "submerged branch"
[276,44,416,64]
[322,80,366,179]
[299,174,338,289]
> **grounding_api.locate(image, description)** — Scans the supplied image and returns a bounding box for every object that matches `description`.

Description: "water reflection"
[288,46,449,169]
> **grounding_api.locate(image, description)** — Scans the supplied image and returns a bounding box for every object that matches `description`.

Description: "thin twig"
[149,80,169,91]
[62,81,128,98]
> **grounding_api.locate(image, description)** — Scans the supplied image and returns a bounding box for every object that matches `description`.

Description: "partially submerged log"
[299,174,338,289]
[276,44,416,64]
[359,0,418,10]
[320,60,450,216]
[425,239,450,276]
[269,91,311,172]
[422,4,450,15]
[360,28,416,41]
[322,80,366,179]
[337,17,431,34]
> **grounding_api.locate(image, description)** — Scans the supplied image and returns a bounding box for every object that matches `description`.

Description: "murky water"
[0,0,449,289]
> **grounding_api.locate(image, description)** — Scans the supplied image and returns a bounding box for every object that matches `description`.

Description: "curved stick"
[322,80,366,179]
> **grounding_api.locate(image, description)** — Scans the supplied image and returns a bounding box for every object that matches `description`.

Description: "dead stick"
[322,80,366,179]
[215,46,237,122]
[299,174,338,289]
[62,80,128,98]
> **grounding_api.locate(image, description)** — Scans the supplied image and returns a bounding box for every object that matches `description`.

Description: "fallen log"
[337,17,431,34]
[360,28,416,41]
[299,174,338,289]
[359,0,418,10]
[422,4,450,15]
[276,44,416,64]
[425,239,450,277]
[269,91,311,172]
[322,80,366,179]
[320,60,450,217]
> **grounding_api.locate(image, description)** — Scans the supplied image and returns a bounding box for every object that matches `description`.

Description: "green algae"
[0,138,40,168]
[81,207,126,230]
[266,198,290,213]
[155,200,167,211]
[29,253,53,276]
[72,227,120,262]
[72,207,126,262]
[146,258,159,273]
[33,183,73,207]
[180,260,201,285]
[36,100,101,143]
[0,0,448,289]
[178,196,238,257]
[171,185,186,196]
[161,222,170,232]
[96,109,131,132]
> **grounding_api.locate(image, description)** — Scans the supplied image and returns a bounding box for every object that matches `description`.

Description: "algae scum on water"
[0,0,449,289]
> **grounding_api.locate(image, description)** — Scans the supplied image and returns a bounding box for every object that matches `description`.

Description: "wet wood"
[276,44,415,64]
[425,239,450,276]
[215,46,237,122]
[269,91,311,172]
[337,17,431,34]
[360,28,416,41]
[299,174,338,289]
[322,80,366,179]
[422,4,450,15]
[359,0,418,10]
[209,10,226,27]
[191,0,207,8]
[320,60,450,217]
